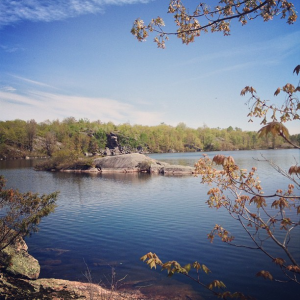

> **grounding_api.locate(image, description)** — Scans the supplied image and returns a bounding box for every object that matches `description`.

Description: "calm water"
[0,149,299,299]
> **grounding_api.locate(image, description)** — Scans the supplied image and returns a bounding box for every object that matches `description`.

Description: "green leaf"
[184,263,191,273]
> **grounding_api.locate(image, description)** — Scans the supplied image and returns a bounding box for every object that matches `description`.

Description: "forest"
[0,117,299,160]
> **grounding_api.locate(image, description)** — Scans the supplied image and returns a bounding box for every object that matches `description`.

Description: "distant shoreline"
[0,146,295,161]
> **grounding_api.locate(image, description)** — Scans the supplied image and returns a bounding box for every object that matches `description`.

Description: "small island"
[36,153,195,175]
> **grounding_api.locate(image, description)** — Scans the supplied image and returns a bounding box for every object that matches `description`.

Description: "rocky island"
[84,153,194,175]
[37,153,195,175]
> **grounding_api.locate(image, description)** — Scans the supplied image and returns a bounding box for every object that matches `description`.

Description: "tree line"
[0,117,299,159]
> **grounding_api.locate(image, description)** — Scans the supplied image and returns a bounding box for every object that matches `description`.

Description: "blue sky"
[0,0,299,133]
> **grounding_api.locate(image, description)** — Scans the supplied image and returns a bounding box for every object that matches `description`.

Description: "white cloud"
[0,0,151,28]
[0,90,163,125]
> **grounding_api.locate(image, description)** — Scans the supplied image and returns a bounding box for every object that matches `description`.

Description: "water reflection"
[100,172,153,184]
[0,158,38,169]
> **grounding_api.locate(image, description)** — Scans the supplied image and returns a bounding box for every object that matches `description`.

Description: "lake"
[0,149,299,299]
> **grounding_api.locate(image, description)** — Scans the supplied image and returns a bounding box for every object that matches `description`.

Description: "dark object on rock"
[106,132,119,149]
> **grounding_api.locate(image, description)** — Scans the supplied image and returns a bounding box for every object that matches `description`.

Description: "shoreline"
[0,146,295,161]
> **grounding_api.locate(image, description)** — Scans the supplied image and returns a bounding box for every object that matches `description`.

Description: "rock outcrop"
[0,235,40,280]
[0,273,150,300]
[94,153,155,172]
[93,153,194,175]
[0,236,147,299]
[0,236,201,299]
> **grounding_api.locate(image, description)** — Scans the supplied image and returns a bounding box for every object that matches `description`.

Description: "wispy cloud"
[9,74,58,89]
[0,0,150,28]
[0,90,163,125]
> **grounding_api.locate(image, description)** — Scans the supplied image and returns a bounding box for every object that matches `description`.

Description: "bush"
[35,149,93,171]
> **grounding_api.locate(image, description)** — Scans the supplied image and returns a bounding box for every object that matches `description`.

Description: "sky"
[0,0,299,134]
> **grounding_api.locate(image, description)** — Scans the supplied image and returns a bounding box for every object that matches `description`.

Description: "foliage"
[131,0,297,48]
[195,152,299,283]
[140,66,299,298]
[140,252,251,299]
[140,67,299,297]
[0,176,58,252]
[35,150,93,171]
[94,128,107,149]
[241,65,300,149]
[45,131,57,156]
[0,118,296,160]
[26,119,37,152]
[133,1,299,295]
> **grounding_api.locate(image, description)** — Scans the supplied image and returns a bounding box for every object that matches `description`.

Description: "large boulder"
[0,235,40,280]
[94,153,194,175]
[94,153,156,173]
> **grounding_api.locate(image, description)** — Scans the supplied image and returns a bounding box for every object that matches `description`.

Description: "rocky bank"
[0,236,153,299]
[0,236,200,299]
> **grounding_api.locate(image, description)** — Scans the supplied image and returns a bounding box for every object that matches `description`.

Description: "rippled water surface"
[1,149,299,299]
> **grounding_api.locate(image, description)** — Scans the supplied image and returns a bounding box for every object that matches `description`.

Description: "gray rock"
[94,153,154,172]
[104,147,111,156]
[94,153,195,175]
[0,235,40,280]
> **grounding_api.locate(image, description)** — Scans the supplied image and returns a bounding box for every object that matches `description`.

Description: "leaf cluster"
[131,1,297,48]
[240,65,300,152]
[242,76,300,125]
[140,252,251,299]
[194,152,300,284]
